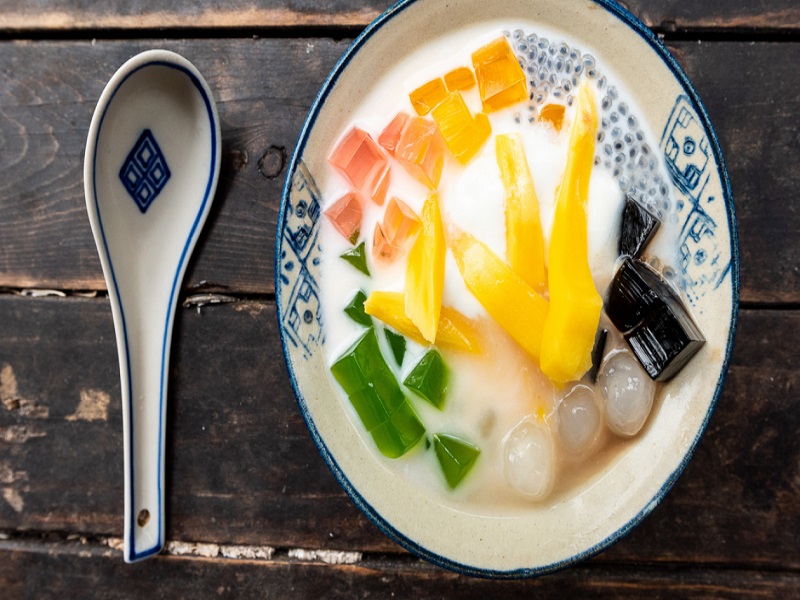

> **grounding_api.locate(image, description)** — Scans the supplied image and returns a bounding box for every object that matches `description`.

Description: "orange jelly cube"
[472,36,528,112]
[379,112,410,156]
[324,192,363,244]
[373,221,399,263]
[383,197,420,246]
[430,92,491,164]
[329,127,390,205]
[395,116,445,189]
[538,103,566,131]
[409,78,448,116]
[444,67,476,92]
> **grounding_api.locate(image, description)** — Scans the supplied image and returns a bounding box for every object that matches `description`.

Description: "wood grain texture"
[1,537,799,599]
[0,295,797,568]
[0,0,798,31]
[0,39,796,302]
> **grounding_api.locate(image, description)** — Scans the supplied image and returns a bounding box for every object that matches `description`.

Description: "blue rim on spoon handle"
[83,50,221,563]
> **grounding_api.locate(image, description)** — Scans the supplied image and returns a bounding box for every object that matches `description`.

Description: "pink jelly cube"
[379,112,411,156]
[329,127,390,205]
[324,192,363,244]
[383,197,420,246]
[372,221,399,263]
[395,117,445,189]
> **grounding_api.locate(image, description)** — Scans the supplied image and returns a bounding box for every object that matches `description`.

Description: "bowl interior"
[277,0,737,577]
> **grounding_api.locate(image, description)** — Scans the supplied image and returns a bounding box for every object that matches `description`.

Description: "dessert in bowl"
[277,0,737,577]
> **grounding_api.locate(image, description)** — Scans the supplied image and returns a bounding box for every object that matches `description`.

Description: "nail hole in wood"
[137,509,150,527]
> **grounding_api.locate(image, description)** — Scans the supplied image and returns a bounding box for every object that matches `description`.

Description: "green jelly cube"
[384,329,406,366]
[433,433,480,489]
[348,388,391,432]
[403,349,449,409]
[390,401,426,449]
[370,422,407,459]
[330,328,424,458]
[344,289,372,327]
[340,241,370,276]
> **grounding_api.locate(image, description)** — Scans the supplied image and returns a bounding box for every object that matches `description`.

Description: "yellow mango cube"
[444,67,476,91]
[496,133,547,294]
[538,103,566,131]
[431,92,491,164]
[405,193,446,343]
[409,78,448,116]
[472,36,528,113]
[450,230,549,362]
[364,291,481,353]
[540,83,602,386]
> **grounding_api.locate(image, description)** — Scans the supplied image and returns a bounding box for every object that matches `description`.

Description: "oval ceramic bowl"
[276,0,738,577]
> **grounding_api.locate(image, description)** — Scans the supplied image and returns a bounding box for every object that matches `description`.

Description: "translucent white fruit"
[598,350,655,437]
[557,384,602,454]
[503,418,556,500]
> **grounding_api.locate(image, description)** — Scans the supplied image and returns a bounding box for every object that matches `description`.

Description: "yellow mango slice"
[405,193,446,343]
[540,82,602,386]
[364,291,481,353]
[496,133,547,294]
[450,230,549,362]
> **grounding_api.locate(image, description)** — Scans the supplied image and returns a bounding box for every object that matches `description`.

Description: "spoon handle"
[109,287,177,562]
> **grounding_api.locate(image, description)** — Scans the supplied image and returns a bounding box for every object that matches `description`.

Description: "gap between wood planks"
[0,530,362,565]
[0,23,799,43]
[1,529,799,575]
[0,287,797,312]
[0,287,276,307]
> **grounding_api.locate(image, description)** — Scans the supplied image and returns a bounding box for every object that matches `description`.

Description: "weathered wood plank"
[1,537,799,599]
[0,295,797,568]
[0,39,796,302]
[0,0,798,32]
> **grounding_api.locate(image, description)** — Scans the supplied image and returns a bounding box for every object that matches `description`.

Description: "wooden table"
[0,1,797,596]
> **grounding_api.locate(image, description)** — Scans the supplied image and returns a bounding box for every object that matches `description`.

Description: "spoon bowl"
[84,50,220,562]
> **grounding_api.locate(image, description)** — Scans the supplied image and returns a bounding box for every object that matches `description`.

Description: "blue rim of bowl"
[276,0,739,578]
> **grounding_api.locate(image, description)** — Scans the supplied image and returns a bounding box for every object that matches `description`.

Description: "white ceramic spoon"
[83,50,221,562]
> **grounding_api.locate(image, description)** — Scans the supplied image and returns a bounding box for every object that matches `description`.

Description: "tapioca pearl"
[597,75,607,90]
[503,418,557,500]
[557,384,602,455]
[538,38,549,50]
